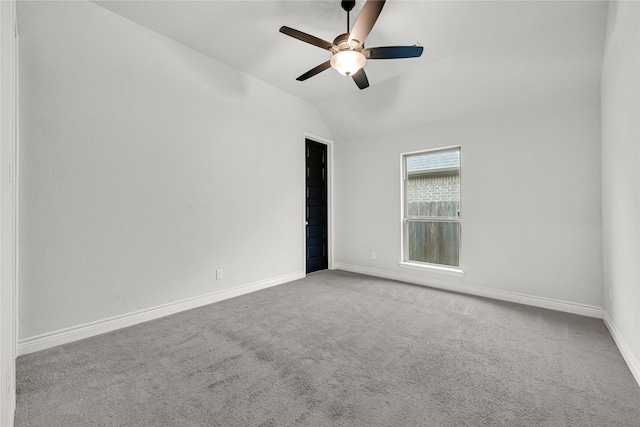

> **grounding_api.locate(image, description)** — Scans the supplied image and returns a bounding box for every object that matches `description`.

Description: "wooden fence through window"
[407,201,460,267]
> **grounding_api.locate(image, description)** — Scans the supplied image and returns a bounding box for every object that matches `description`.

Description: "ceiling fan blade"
[296,61,332,81]
[279,26,335,51]
[352,68,369,90]
[348,0,386,47]
[363,46,424,59]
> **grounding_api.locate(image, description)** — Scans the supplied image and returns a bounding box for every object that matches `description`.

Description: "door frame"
[0,0,18,424]
[302,132,334,274]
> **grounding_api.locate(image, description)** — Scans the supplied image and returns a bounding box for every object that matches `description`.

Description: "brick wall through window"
[407,174,460,204]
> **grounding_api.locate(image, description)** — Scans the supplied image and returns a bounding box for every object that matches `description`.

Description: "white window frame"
[399,146,464,276]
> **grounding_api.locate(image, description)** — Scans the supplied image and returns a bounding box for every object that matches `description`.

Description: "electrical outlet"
[216,269,223,280]
[609,288,613,303]
[370,252,376,260]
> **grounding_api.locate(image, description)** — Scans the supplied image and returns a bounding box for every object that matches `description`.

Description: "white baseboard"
[10,393,14,427]
[603,311,640,387]
[18,271,305,356]
[334,263,603,319]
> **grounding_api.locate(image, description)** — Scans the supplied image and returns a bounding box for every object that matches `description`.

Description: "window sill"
[398,261,465,277]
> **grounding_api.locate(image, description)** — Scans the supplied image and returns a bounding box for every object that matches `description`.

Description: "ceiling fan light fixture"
[330,50,366,77]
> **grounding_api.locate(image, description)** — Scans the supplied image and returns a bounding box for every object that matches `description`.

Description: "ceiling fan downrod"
[342,0,356,33]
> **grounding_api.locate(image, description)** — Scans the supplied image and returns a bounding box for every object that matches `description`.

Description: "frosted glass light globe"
[330,50,366,76]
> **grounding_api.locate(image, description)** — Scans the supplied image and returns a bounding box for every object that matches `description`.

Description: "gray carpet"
[15,270,640,426]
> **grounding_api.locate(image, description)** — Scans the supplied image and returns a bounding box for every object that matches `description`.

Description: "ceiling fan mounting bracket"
[341,1,356,13]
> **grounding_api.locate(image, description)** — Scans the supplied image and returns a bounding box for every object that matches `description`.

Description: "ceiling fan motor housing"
[332,33,362,52]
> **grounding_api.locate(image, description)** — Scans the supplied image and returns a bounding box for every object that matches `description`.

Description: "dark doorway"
[305,139,328,274]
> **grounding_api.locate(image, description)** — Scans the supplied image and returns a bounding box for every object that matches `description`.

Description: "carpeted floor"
[15,270,640,426]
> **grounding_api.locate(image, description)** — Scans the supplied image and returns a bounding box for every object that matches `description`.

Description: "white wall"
[601,0,640,382]
[334,66,604,314]
[17,1,331,344]
[0,0,17,423]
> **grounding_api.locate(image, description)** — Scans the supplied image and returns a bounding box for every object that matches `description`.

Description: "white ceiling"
[93,0,608,140]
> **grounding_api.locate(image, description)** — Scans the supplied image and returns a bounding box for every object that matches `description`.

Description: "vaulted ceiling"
[93,0,608,140]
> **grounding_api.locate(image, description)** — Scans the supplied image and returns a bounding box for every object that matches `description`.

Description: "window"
[402,147,461,269]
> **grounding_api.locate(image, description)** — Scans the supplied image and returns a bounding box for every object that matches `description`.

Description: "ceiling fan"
[279,0,423,90]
